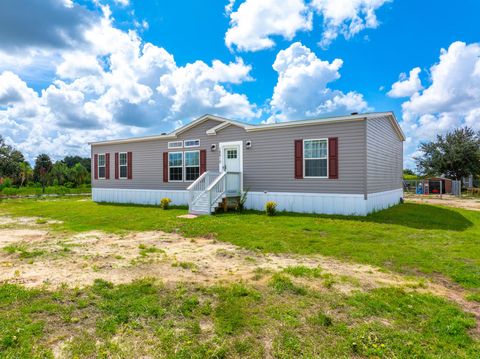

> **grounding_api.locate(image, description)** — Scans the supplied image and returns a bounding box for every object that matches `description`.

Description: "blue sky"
[0,0,479,168]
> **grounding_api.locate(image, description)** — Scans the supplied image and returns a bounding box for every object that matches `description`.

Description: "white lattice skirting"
[92,188,403,215]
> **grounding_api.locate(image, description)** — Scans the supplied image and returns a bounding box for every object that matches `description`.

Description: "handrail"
[206,171,227,191]
[188,171,240,213]
[187,171,208,191]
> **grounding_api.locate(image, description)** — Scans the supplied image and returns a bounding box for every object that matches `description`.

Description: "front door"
[220,142,242,195]
[223,146,240,172]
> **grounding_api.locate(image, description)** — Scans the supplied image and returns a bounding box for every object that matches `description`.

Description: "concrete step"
[189,209,211,215]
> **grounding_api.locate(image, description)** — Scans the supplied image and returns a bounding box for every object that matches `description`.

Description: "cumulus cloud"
[396,41,480,167]
[225,0,390,51]
[225,0,312,52]
[387,67,423,98]
[0,5,259,161]
[0,71,39,105]
[0,0,96,51]
[268,42,369,122]
[311,0,390,48]
[225,0,236,15]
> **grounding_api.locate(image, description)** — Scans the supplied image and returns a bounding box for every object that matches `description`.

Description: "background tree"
[0,135,25,184]
[415,127,480,180]
[19,162,33,186]
[50,161,69,186]
[63,156,91,173]
[34,154,53,193]
[70,163,89,186]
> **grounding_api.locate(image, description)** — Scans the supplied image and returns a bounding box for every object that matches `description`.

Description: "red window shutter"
[127,152,133,179]
[163,152,168,182]
[328,137,338,179]
[200,149,207,174]
[94,154,98,180]
[294,140,303,179]
[105,153,110,179]
[114,153,119,179]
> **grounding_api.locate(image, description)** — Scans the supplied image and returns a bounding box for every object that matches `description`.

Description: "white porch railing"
[187,171,241,214]
[206,172,227,211]
[187,171,220,207]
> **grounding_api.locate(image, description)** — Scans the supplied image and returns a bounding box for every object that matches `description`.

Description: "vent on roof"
[161,132,167,135]
[350,112,359,115]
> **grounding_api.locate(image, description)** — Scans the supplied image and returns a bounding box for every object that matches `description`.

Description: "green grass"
[1,197,479,290]
[3,243,45,259]
[283,265,322,278]
[138,244,165,257]
[1,280,477,358]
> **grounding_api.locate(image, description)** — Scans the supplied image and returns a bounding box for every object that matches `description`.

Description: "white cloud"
[311,0,390,48]
[225,0,236,15]
[268,42,369,122]
[225,0,312,52]
[114,0,130,6]
[387,67,423,98]
[397,41,480,167]
[225,0,390,52]
[0,71,39,105]
[0,5,259,161]
[0,0,96,51]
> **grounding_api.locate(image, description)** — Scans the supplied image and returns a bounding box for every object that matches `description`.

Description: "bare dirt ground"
[405,194,480,211]
[0,215,478,333]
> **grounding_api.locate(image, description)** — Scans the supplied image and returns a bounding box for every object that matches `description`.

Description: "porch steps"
[189,191,223,215]
[187,171,241,215]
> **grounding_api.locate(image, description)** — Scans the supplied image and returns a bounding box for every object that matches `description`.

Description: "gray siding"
[366,116,403,193]
[92,119,367,194]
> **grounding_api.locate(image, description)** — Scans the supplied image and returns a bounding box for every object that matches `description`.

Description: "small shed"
[428,177,452,194]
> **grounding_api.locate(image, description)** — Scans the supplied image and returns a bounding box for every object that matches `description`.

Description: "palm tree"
[34,154,53,193]
[19,161,32,187]
[71,163,88,186]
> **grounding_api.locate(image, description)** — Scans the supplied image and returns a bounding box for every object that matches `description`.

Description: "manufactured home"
[90,112,404,215]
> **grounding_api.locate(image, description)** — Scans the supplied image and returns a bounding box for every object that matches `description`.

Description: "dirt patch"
[405,194,480,211]
[0,215,478,333]
[0,227,413,291]
[177,214,198,219]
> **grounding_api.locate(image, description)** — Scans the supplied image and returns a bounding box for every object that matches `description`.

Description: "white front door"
[220,142,242,195]
[223,146,240,172]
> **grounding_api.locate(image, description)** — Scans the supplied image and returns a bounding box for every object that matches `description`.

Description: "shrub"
[160,197,172,210]
[237,188,249,212]
[0,177,13,191]
[2,187,19,196]
[265,201,277,216]
[64,182,74,188]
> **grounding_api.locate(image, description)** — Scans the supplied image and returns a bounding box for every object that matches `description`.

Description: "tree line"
[413,127,480,181]
[0,136,90,193]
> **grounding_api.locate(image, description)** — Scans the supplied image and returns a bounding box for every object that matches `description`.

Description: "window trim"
[168,141,183,149]
[98,153,106,180]
[184,139,200,148]
[118,152,128,180]
[168,151,184,182]
[184,150,200,183]
[303,139,328,179]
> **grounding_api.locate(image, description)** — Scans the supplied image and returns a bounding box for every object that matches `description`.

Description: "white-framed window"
[184,139,200,148]
[98,153,106,179]
[304,139,328,178]
[168,141,183,149]
[184,151,200,181]
[119,152,127,179]
[168,152,183,181]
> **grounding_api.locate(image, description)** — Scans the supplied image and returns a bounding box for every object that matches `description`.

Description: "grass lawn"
[1,279,478,358]
[1,196,479,289]
[0,197,479,357]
